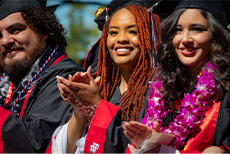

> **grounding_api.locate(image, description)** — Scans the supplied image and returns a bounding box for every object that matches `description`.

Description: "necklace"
[0,46,58,112]
[141,62,218,149]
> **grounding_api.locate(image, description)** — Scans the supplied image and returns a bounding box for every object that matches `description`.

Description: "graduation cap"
[0,0,47,20]
[175,0,230,29]
[94,0,180,31]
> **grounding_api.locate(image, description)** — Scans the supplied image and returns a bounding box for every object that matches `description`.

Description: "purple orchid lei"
[141,62,218,149]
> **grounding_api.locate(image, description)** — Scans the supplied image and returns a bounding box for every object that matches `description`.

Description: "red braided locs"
[98,20,120,101]
[119,5,160,121]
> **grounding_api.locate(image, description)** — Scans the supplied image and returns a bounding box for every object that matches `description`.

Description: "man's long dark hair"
[156,8,230,107]
[21,6,67,49]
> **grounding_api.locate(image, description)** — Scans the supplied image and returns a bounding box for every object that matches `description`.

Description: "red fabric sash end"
[0,107,11,153]
[183,101,220,151]
[84,99,120,153]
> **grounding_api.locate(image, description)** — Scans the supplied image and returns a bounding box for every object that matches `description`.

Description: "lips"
[3,47,23,55]
[180,47,197,56]
[114,47,133,56]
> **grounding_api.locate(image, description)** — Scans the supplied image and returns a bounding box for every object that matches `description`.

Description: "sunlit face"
[0,12,47,78]
[107,8,140,70]
[172,9,212,74]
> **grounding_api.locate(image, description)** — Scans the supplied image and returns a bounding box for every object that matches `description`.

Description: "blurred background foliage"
[65,3,100,66]
[49,0,109,66]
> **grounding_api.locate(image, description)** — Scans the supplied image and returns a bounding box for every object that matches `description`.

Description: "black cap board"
[94,0,180,31]
[0,0,47,20]
[175,0,230,29]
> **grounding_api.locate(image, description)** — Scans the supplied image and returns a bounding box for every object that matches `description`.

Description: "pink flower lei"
[141,62,218,149]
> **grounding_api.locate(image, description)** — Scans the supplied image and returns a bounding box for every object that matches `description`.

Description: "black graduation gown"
[0,46,84,153]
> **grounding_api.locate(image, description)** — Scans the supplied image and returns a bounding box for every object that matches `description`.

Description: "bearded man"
[0,0,83,152]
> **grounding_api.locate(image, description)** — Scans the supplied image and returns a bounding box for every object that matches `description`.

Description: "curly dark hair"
[21,6,67,49]
[156,8,230,107]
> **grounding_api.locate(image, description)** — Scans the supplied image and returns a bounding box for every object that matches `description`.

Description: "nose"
[1,33,14,47]
[117,32,129,44]
[181,31,192,44]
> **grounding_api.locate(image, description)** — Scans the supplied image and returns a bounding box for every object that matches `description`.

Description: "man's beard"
[0,52,40,79]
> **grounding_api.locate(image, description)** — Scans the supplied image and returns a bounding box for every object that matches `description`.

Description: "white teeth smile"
[116,48,131,52]
[182,49,194,52]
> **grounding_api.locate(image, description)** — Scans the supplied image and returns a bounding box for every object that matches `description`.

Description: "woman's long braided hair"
[97,5,161,121]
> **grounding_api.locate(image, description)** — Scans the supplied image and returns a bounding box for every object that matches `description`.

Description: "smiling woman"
[107,8,141,76]
[173,9,212,76]
[52,0,162,153]
[122,0,230,153]
[96,4,161,122]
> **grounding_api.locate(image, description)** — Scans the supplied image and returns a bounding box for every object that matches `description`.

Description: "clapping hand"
[57,67,101,115]
[122,121,161,149]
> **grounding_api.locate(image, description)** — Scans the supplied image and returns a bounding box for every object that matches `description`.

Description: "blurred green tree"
[65,3,100,66]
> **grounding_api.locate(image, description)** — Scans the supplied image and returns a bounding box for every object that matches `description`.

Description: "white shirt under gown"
[52,121,87,153]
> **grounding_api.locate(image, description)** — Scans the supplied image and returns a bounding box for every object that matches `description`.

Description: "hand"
[122,121,161,148]
[60,68,92,104]
[122,121,152,148]
[72,67,100,86]
[57,75,75,105]
[127,144,160,154]
[57,67,101,107]
[72,71,90,85]
[202,146,226,153]
[57,75,85,119]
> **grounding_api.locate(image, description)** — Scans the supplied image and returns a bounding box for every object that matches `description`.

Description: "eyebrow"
[109,24,136,29]
[6,22,25,30]
[177,23,207,28]
[190,23,206,28]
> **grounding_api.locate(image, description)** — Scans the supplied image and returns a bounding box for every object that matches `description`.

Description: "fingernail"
[56,76,61,79]
[122,121,125,127]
